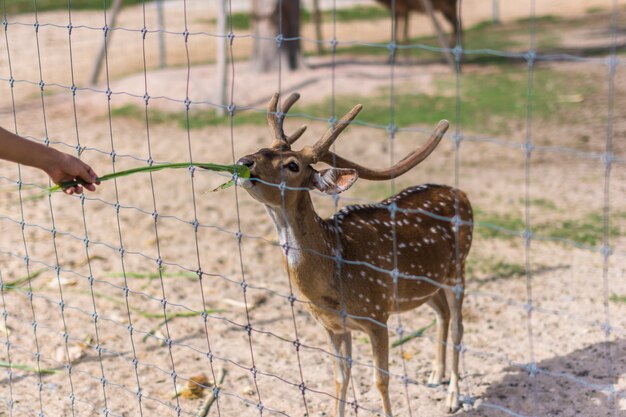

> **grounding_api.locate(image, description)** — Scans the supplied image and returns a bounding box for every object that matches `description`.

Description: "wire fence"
[0,0,624,416]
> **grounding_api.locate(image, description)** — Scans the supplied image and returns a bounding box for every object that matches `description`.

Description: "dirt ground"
[1,1,626,417]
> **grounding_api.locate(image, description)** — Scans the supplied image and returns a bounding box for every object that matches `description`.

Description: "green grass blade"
[49,162,250,192]
[391,320,436,348]
[0,360,60,375]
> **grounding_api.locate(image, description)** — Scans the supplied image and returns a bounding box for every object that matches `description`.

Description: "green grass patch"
[3,0,147,15]
[475,207,624,246]
[302,68,586,134]
[609,293,626,304]
[515,15,561,25]
[111,103,265,129]
[545,213,620,246]
[585,6,606,14]
[113,68,591,135]
[467,256,526,282]
[474,208,526,240]
[519,198,558,210]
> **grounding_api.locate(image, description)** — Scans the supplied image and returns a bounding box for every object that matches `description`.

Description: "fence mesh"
[0,0,624,416]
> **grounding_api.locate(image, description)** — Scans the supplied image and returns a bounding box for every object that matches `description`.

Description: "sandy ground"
[1,2,626,417]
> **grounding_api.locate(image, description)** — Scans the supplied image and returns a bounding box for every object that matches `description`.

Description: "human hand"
[44,150,100,195]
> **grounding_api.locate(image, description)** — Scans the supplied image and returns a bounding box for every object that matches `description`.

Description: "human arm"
[0,126,99,194]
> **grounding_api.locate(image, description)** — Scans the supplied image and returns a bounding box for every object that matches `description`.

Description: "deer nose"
[237,158,255,169]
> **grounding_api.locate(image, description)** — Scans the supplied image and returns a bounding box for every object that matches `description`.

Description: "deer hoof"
[446,390,461,413]
[427,369,443,387]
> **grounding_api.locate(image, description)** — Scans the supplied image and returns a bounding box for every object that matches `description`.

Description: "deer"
[375,0,462,49]
[235,93,473,416]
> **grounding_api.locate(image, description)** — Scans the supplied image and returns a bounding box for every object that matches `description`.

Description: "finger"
[86,166,99,182]
[84,183,96,192]
[76,162,98,184]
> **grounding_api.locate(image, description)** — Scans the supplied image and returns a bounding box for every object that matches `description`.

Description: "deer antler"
[310,104,363,159]
[268,92,308,149]
[319,119,449,180]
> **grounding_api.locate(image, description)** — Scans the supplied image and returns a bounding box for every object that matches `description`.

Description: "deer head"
[236,92,449,205]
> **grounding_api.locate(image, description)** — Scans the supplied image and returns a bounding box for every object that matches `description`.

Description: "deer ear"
[312,168,358,195]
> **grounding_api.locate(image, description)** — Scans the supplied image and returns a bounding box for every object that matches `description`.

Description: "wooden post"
[492,0,500,24]
[419,0,455,71]
[157,0,166,67]
[216,0,228,116]
[90,0,124,85]
[312,0,324,54]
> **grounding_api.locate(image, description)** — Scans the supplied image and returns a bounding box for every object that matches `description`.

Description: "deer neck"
[265,193,336,270]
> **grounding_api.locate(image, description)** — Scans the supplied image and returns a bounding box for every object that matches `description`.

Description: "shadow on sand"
[466,339,625,416]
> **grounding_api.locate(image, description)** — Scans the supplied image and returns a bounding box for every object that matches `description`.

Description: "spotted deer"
[236,93,473,416]
[375,0,461,48]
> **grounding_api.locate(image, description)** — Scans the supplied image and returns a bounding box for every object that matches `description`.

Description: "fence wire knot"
[453,45,464,61]
[351,400,359,412]
[607,54,619,73]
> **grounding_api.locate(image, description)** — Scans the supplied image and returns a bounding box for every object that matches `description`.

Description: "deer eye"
[285,161,299,173]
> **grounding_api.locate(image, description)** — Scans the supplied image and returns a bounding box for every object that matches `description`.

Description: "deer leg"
[328,329,352,417]
[402,10,410,45]
[426,290,450,386]
[442,7,461,48]
[368,326,393,417]
[444,281,465,413]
